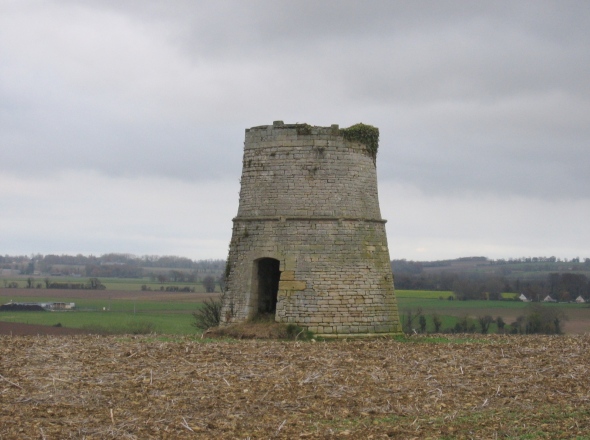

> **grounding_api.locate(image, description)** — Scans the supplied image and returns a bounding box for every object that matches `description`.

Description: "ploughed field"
[2,334,589,439]
[0,321,95,336]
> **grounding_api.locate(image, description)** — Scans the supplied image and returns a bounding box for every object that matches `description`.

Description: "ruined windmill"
[221,121,401,337]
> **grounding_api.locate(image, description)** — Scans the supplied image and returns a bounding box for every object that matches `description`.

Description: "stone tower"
[221,121,401,337]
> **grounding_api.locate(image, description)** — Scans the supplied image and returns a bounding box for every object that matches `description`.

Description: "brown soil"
[0,321,94,336]
[1,334,589,439]
[204,321,310,340]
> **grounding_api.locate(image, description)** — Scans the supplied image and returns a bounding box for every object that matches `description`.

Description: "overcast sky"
[1,0,589,262]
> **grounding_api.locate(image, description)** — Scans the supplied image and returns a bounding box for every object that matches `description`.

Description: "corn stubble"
[1,334,589,438]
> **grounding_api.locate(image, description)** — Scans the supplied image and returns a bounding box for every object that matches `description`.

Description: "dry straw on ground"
[1,333,589,439]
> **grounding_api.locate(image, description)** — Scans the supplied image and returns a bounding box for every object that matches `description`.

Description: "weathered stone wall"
[237,123,381,219]
[222,121,401,337]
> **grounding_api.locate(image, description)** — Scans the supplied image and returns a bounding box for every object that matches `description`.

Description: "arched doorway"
[254,258,281,316]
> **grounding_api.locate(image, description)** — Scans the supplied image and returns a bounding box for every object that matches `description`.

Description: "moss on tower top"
[341,123,379,161]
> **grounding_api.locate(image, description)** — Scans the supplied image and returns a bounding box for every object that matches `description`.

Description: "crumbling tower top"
[237,121,382,220]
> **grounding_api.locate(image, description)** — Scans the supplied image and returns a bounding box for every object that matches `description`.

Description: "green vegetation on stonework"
[295,123,312,136]
[341,123,379,160]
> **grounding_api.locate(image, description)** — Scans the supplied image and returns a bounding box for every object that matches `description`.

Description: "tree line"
[392,257,590,301]
[398,272,590,302]
[0,253,225,279]
[393,256,590,278]
[403,304,566,335]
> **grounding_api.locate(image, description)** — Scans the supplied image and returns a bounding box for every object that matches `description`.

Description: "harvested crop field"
[1,335,589,439]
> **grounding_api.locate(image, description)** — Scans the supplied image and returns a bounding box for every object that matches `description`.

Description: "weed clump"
[283,323,314,341]
[191,298,223,330]
[204,319,314,341]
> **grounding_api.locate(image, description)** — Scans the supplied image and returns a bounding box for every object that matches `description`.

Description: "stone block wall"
[222,121,401,337]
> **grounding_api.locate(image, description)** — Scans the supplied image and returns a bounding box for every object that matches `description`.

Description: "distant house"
[48,302,76,310]
[518,294,530,302]
[0,269,20,276]
[575,295,586,304]
[543,295,557,303]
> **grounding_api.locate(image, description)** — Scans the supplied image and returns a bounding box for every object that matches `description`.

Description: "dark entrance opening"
[256,258,281,315]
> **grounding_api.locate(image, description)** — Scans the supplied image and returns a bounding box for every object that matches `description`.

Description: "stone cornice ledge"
[233,216,387,224]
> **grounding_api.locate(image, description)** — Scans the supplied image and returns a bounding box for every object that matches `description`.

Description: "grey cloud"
[2,1,590,195]
[2,0,590,259]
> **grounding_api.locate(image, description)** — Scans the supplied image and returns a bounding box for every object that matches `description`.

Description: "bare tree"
[478,315,494,334]
[432,313,442,333]
[402,307,423,334]
[191,299,223,330]
[202,275,216,293]
[418,315,427,333]
[192,283,229,330]
[496,316,506,333]
[510,304,568,334]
